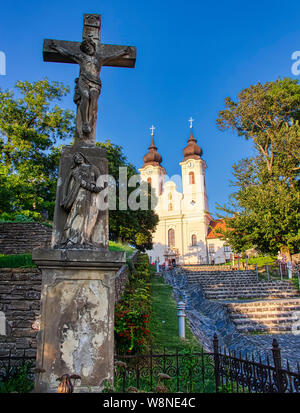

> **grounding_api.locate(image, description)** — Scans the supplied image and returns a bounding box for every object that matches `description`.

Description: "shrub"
[0,210,41,223]
[115,253,152,354]
[0,254,36,268]
[0,361,34,393]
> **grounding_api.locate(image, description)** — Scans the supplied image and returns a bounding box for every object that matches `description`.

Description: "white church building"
[139,122,232,265]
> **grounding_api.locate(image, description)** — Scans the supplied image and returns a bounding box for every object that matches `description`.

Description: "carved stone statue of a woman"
[60,152,103,248]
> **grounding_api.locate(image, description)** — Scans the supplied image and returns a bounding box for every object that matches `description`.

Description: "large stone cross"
[43,14,136,146]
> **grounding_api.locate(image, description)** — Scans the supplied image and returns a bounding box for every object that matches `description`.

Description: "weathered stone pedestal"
[33,248,125,393]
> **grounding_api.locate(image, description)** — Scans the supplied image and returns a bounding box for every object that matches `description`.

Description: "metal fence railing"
[115,335,300,393]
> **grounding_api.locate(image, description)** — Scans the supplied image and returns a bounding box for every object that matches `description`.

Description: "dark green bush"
[0,361,34,393]
[0,254,36,268]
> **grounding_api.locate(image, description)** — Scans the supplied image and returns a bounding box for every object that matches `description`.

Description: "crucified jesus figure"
[50,38,130,139]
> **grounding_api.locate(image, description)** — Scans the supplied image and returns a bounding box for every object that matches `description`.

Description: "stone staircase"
[182,265,233,272]
[179,267,300,334]
[183,269,299,300]
[225,299,300,334]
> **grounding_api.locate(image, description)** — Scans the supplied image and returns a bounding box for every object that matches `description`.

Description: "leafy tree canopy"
[216,78,300,256]
[97,140,159,251]
[0,79,74,218]
[0,79,158,250]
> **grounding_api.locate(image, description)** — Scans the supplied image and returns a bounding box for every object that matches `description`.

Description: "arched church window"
[191,234,197,246]
[168,228,175,248]
[147,177,152,186]
[168,203,173,211]
[189,171,195,184]
[159,181,163,195]
[168,192,172,200]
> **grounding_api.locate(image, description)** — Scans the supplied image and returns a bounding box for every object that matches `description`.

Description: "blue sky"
[1,0,300,215]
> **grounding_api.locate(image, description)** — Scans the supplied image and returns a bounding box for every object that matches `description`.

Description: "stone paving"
[163,269,300,371]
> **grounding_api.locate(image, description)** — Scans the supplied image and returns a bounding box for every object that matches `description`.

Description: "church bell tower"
[179,118,210,258]
[180,118,208,214]
[139,126,166,211]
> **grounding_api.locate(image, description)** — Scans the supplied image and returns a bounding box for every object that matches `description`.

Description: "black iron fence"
[115,335,300,393]
[1,337,300,393]
[213,334,300,393]
[114,347,215,393]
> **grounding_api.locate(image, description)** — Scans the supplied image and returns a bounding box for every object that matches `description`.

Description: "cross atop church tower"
[150,125,156,136]
[188,117,194,129]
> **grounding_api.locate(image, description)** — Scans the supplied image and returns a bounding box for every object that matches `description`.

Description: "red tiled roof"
[206,219,227,239]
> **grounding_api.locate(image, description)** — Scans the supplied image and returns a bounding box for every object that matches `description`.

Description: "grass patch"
[0,242,134,269]
[291,277,300,292]
[108,241,135,259]
[0,254,36,268]
[226,256,277,268]
[149,276,203,353]
[257,268,300,290]
[240,256,277,266]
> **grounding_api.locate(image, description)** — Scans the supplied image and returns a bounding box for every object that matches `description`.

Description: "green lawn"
[225,255,277,268]
[149,276,203,353]
[108,241,135,259]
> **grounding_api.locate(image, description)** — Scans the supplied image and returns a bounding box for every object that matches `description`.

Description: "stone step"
[188,277,290,282]
[233,317,298,325]
[189,276,257,279]
[187,273,257,277]
[229,312,297,319]
[202,288,295,293]
[226,305,300,314]
[188,277,258,281]
[185,271,255,274]
[206,293,298,300]
[204,289,299,298]
[186,273,256,277]
[226,299,300,309]
[227,308,300,316]
[236,324,300,334]
[224,297,300,334]
[202,282,295,287]
[187,273,278,276]
[204,287,296,293]
[185,270,256,275]
[188,280,259,284]
[205,287,297,293]
[185,269,255,272]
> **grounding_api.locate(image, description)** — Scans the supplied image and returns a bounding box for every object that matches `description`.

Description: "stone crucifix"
[43,14,136,146]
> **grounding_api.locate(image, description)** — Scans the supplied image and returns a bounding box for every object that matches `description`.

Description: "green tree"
[0,79,75,219]
[0,79,158,249]
[97,140,159,251]
[216,78,300,255]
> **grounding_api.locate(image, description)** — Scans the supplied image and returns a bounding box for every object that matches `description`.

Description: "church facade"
[139,124,232,265]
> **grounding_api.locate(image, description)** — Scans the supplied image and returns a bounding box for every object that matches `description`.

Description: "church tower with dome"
[139,121,232,265]
[139,125,166,208]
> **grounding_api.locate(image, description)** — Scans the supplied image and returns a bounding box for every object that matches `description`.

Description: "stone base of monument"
[32,248,125,393]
